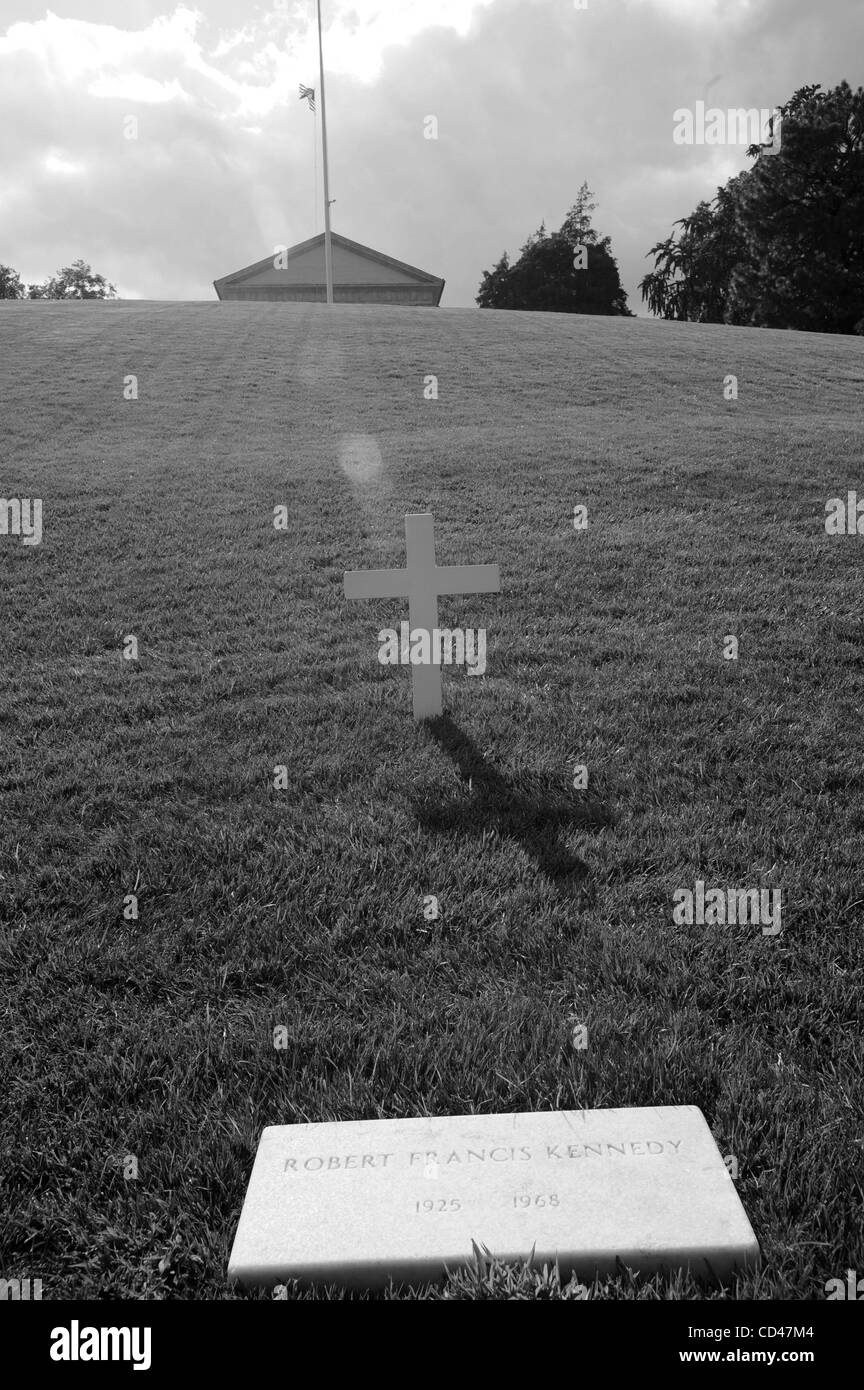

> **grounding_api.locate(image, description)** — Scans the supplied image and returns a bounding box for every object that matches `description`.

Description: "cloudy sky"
[1,0,861,309]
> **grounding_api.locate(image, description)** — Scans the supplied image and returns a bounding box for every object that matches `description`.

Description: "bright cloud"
[304,0,498,82]
[0,7,201,81]
[88,74,191,102]
[43,149,86,175]
[0,0,860,306]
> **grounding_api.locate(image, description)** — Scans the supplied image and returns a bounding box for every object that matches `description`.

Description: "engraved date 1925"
[513,1194,559,1207]
[415,1199,462,1213]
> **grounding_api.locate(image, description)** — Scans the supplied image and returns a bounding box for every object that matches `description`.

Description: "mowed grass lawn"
[1,300,862,1301]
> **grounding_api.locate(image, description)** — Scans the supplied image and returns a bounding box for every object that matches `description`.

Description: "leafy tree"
[477,186,632,315]
[639,182,748,323]
[729,81,864,332]
[0,265,24,299]
[28,258,117,300]
[640,81,864,334]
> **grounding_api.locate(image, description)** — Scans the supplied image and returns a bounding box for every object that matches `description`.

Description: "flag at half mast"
[299,84,315,111]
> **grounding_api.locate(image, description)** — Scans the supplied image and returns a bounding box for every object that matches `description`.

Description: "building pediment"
[214,232,444,305]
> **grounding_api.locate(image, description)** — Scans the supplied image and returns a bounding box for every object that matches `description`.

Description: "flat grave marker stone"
[228,1105,759,1289]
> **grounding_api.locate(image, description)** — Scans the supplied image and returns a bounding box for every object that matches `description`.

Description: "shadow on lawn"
[412,713,614,886]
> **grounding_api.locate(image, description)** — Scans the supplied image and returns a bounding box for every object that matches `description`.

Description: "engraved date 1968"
[513,1194,559,1207]
[415,1199,462,1213]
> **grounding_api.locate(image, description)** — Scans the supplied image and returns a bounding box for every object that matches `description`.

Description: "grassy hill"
[1,300,862,1300]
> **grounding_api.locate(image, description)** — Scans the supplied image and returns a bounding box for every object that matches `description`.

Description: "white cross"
[344,513,501,719]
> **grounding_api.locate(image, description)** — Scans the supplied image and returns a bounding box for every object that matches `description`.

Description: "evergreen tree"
[476,187,632,315]
[560,181,599,247]
[476,253,514,309]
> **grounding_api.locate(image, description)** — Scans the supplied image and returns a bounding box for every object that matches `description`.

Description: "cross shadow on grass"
[411,713,614,886]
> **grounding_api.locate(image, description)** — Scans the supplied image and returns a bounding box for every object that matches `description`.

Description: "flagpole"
[312,97,318,237]
[316,0,334,305]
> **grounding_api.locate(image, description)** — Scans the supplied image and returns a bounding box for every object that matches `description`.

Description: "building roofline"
[213,232,444,301]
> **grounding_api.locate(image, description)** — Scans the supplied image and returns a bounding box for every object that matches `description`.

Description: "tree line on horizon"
[478,81,864,336]
[0,258,115,301]
[3,80,861,334]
